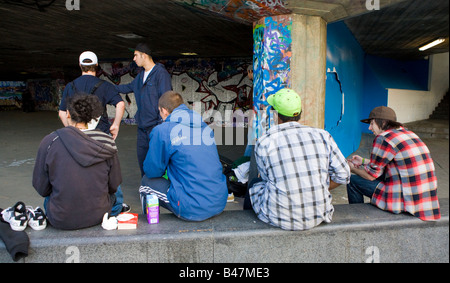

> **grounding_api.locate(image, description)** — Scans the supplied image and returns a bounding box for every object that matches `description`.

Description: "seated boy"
[246,88,350,230]
[140,91,228,221]
[33,94,123,230]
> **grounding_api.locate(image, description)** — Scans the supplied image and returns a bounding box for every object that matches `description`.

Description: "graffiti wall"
[0,80,63,111]
[99,57,253,126]
[1,58,253,123]
[98,62,141,124]
[252,14,292,138]
[28,79,65,111]
[0,81,25,109]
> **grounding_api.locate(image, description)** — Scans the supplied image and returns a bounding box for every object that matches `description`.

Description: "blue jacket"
[116,63,172,129]
[143,104,228,221]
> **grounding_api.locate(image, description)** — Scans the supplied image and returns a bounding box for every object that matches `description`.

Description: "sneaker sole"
[2,214,27,231]
[9,223,27,231]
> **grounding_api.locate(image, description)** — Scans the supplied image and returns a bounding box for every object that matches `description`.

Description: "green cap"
[267,88,302,117]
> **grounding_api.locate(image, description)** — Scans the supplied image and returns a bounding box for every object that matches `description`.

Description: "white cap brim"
[79,51,98,66]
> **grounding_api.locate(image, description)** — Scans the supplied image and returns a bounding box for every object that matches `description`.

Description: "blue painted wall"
[325,21,430,153]
[360,55,429,133]
[360,59,388,134]
[325,21,365,157]
[365,55,429,91]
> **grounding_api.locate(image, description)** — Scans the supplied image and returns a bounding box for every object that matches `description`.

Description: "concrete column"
[290,14,327,129]
[252,13,327,138]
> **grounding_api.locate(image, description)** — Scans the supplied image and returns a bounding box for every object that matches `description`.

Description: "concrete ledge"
[1,199,448,263]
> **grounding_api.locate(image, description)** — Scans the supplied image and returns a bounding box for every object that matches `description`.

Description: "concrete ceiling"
[0,0,448,80]
[344,0,449,60]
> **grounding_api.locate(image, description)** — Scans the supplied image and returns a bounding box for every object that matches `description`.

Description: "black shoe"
[120,203,131,213]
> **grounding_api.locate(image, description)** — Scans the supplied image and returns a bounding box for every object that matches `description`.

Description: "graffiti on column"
[253,15,292,138]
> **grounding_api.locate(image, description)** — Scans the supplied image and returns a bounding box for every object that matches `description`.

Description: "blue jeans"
[137,125,157,177]
[346,174,382,204]
[244,146,259,210]
[44,185,124,216]
[140,175,177,215]
[110,185,124,216]
[244,144,254,157]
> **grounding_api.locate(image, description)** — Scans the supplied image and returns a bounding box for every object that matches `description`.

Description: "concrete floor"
[1,110,448,214]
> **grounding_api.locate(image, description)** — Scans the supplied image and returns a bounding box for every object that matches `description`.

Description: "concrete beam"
[171,0,412,23]
[286,0,412,22]
[287,0,350,22]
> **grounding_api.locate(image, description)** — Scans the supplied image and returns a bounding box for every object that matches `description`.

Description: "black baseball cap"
[130,43,152,56]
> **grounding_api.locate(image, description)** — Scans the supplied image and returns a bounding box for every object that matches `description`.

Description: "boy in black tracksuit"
[115,43,172,176]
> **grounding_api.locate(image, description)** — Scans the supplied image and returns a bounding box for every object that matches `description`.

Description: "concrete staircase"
[404,119,449,140]
[403,92,449,140]
[430,91,449,120]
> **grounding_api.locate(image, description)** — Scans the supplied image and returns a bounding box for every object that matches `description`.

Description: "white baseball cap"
[79,51,98,66]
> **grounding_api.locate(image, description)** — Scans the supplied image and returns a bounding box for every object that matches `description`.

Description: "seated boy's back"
[142,91,228,221]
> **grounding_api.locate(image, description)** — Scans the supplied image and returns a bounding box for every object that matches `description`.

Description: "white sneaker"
[26,206,47,231]
[1,201,28,231]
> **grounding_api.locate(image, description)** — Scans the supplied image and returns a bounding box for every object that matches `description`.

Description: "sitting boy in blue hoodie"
[140,91,228,221]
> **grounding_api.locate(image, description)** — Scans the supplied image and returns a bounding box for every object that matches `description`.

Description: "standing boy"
[115,43,172,176]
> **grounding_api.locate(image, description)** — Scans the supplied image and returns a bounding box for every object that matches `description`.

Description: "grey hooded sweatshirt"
[33,126,122,230]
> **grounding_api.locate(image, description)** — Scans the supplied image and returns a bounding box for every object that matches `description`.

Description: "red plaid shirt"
[365,127,440,221]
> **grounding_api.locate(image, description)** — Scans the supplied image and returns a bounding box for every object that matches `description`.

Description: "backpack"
[70,80,108,121]
[220,155,250,197]
[71,79,104,96]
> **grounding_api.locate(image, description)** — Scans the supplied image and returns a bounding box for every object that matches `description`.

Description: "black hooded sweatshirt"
[32,126,122,230]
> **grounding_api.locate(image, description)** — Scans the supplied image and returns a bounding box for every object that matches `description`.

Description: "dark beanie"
[134,43,152,57]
